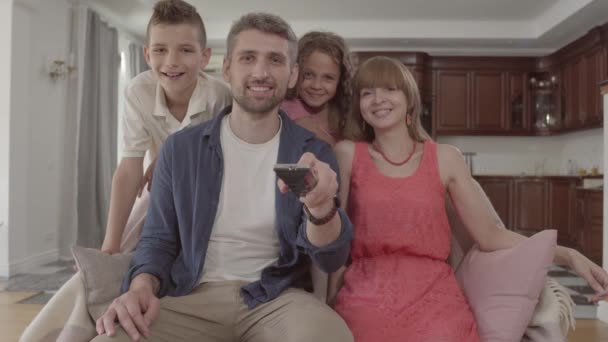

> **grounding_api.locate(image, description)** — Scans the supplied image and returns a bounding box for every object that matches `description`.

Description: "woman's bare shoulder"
[436,143,465,163]
[334,140,356,158]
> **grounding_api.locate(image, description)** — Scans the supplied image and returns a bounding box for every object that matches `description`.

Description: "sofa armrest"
[522,277,575,342]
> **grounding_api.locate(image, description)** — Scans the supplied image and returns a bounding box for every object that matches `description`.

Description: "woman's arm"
[327,140,355,305]
[438,143,608,301]
[437,144,525,252]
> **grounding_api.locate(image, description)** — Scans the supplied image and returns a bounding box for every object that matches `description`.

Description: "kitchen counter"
[576,186,603,192]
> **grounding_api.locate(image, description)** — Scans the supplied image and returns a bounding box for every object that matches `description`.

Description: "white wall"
[438,129,603,176]
[561,129,604,175]
[5,0,72,276]
[3,2,143,274]
[0,0,14,277]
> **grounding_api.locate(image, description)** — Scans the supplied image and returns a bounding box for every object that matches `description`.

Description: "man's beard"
[233,92,283,115]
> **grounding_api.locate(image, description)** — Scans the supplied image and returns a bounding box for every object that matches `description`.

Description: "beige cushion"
[311,265,328,302]
[71,246,133,320]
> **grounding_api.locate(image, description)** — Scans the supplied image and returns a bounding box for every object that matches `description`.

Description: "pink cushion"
[455,230,556,341]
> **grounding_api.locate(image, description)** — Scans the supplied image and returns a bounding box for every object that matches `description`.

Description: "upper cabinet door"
[435,70,470,132]
[574,56,588,126]
[562,63,576,129]
[506,72,530,132]
[471,71,507,132]
[586,46,606,125]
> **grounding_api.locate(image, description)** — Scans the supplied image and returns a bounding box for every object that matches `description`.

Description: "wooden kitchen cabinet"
[435,70,470,132]
[558,35,606,132]
[435,69,528,135]
[548,179,579,247]
[575,57,588,127]
[561,62,577,129]
[560,53,604,131]
[475,176,597,247]
[476,177,512,228]
[586,191,603,265]
[575,190,586,251]
[471,71,507,131]
[506,72,530,132]
[560,57,588,130]
[575,189,603,265]
[512,178,548,235]
[585,46,606,125]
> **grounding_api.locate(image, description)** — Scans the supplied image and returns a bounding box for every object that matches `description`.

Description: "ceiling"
[84,0,608,57]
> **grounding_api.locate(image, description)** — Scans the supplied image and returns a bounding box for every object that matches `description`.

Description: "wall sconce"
[49,56,76,81]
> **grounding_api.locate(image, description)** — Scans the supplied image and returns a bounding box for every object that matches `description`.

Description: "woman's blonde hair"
[287,31,354,135]
[343,56,430,142]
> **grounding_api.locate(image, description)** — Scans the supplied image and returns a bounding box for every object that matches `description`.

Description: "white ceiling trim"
[204,20,537,43]
[533,0,593,36]
[81,0,608,56]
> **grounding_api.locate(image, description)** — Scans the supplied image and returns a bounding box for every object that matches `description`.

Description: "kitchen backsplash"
[437,128,603,175]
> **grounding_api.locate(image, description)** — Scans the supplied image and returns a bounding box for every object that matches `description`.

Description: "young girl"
[281,31,353,145]
[330,56,608,341]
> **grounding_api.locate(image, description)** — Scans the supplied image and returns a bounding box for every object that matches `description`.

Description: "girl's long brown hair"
[287,31,354,135]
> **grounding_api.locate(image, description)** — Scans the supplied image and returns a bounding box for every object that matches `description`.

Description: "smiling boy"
[101,0,231,254]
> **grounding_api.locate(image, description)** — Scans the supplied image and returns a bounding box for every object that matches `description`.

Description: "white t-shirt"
[200,115,282,283]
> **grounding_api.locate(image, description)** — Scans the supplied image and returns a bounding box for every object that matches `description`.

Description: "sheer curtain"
[128,42,149,78]
[74,7,119,248]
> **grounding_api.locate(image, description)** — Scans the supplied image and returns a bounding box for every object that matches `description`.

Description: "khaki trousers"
[91,281,353,342]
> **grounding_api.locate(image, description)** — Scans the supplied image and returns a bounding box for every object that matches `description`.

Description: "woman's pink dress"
[334,141,480,341]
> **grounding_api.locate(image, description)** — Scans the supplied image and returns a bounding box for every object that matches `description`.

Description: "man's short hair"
[226,13,297,65]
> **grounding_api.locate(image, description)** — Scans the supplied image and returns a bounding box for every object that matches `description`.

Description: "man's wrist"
[304,196,340,226]
[131,273,160,295]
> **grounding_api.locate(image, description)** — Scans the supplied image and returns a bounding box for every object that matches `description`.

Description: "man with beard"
[93,12,354,342]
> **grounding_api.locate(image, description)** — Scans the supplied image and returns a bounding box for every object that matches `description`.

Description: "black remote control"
[273,164,318,196]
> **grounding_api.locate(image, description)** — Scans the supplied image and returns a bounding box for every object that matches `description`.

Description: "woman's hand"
[566,248,608,303]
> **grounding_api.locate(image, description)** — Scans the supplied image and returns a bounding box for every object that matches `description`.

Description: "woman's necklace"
[371,140,417,166]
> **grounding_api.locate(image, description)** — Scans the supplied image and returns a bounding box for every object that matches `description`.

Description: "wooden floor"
[1,291,45,342]
[2,290,608,341]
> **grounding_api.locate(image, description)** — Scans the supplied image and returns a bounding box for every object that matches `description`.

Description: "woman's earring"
[406,114,413,126]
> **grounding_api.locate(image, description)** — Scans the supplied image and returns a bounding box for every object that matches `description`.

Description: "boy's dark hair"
[146,0,207,48]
